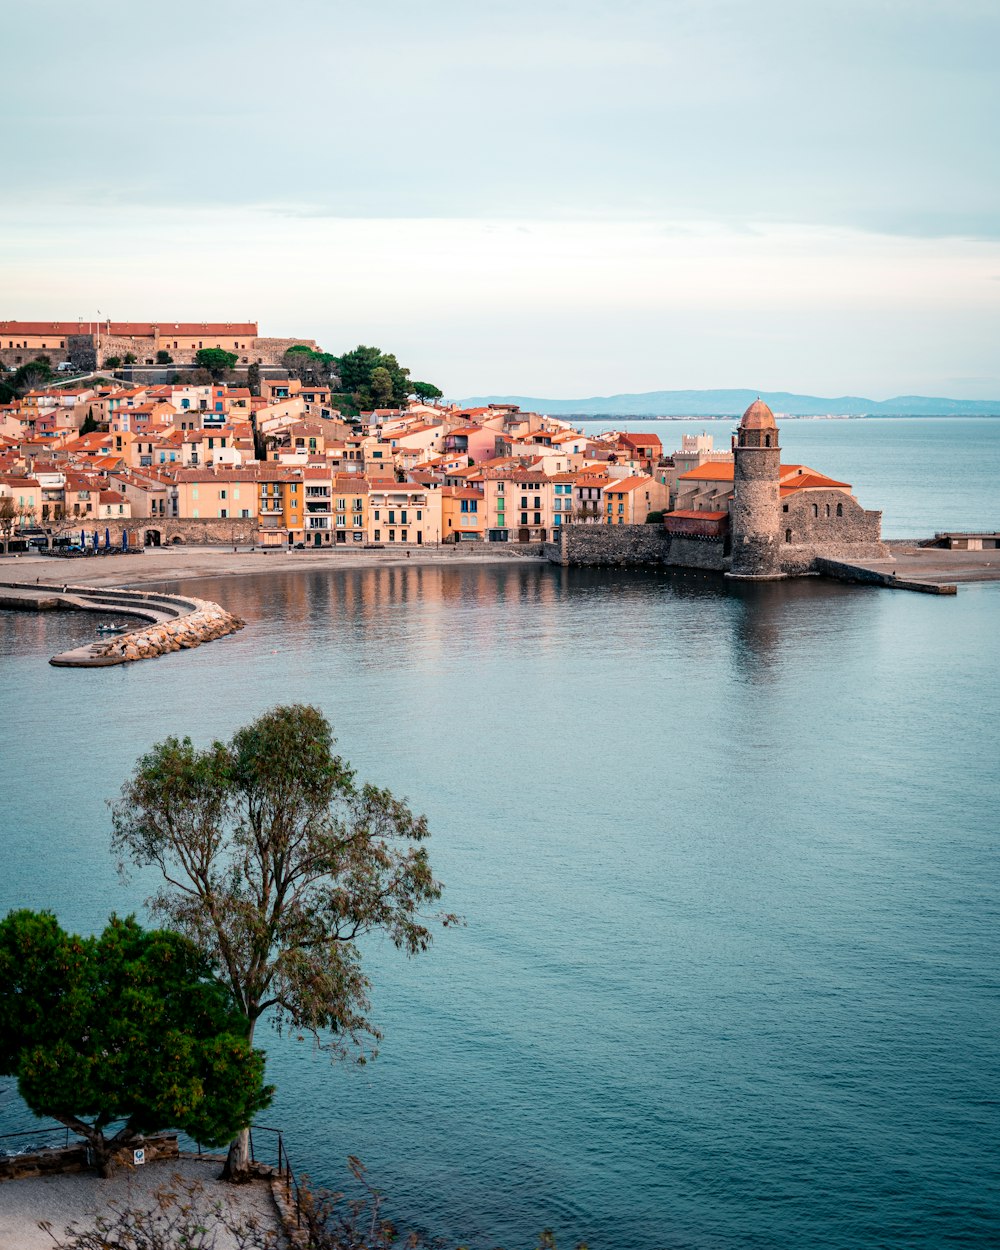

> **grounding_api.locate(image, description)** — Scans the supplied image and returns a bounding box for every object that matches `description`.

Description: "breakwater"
[0,581,244,666]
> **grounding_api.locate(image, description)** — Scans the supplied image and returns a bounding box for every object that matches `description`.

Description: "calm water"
[1,421,999,1248]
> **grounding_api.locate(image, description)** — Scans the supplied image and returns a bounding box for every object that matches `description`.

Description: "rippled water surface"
[2,558,998,1249]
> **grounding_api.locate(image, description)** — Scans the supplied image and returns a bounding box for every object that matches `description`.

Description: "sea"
[0,418,998,1248]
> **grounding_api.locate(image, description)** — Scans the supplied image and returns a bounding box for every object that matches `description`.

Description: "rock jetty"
[89,599,244,663]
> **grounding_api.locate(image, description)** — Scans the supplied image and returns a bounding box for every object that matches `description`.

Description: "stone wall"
[553,524,672,566]
[666,535,728,571]
[0,1133,178,1182]
[250,336,319,366]
[778,490,887,572]
[60,518,260,547]
[552,524,729,571]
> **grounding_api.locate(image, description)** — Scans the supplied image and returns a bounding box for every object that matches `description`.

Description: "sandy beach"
[0,544,546,590]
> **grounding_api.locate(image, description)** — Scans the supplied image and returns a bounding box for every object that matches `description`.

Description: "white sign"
[133,1148,146,1166]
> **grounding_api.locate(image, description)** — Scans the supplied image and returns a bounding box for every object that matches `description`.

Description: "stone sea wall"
[550,525,728,571]
[0,1133,178,1182]
[92,598,244,663]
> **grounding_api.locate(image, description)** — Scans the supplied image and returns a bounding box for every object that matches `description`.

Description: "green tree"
[0,356,53,402]
[194,348,238,380]
[283,345,338,384]
[111,704,454,1182]
[123,352,137,365]
[104,356,122,369]
[645,510,664,524]
[247,361,261,396]
[155,350,173,365]
[369,366,394,407]
[412,381,443,404]
[80,407,99,435]
[0,911,270,1177]
[334,346,411,410]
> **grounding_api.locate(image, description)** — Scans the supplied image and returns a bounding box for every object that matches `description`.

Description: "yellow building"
[604,475,670,524]
[257,467,305,543]
[441,486,484,542]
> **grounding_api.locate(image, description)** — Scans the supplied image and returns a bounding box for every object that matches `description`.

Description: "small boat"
[96,623,129,635]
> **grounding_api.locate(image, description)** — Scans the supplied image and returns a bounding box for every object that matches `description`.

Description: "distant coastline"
[566,413,1000,421]
[458,388,1000,419]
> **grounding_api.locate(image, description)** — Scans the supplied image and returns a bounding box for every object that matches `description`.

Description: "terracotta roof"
[666,510,729,520]
[780,472,851,494]
[0,321,259,336]
[740,399,777,430]
[678,462,736,481]
[604,475,653,494]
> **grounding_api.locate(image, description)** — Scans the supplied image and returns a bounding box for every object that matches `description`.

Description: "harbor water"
[0,418,998,1248]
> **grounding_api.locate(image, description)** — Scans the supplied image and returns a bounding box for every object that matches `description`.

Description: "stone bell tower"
[727,398,783,579]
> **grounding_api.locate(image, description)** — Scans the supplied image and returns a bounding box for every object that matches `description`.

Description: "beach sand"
[2,544,545,590]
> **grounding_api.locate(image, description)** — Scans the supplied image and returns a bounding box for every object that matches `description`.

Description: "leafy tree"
[0,355,54,402]
[335,346,411,410]
[80,407,99,435]
[283,345,339,385]
[194,348,238,380]
[155,350,173,365]
[104,356,122,369]
[0,911,270,1176]
[111,704,454,1182]
[369,366,394,407]
[123,352,137,365]
[247,361,261,396]
[645,510,664,524]
[0,495,16,554]
[412,381,443,404]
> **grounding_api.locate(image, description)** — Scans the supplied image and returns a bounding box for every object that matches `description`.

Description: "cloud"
[2,0,997,239]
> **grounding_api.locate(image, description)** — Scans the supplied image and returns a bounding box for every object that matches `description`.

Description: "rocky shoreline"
[84,598,245,664]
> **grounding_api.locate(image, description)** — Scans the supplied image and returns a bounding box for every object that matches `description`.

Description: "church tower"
[728,399,783,579]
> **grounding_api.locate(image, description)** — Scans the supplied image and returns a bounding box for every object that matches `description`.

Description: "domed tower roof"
[740,399,777,430]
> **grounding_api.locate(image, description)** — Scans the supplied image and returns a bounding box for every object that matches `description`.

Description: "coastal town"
[0,319,880,561]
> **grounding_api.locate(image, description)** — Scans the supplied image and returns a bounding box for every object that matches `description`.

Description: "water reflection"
[3,563,996,1250]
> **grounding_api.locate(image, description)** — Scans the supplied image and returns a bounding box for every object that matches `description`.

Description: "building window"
[837,502,843,517]
[812,503,819,517]
[782,503,789,512]
[785,528,792,543]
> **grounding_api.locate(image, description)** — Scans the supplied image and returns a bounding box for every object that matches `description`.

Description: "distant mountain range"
[456,389,1000,417]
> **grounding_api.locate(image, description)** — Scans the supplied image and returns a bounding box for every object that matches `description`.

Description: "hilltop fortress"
[0,320,318,372]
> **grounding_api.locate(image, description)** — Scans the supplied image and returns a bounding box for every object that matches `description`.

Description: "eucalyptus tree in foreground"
[112,704,454,1183]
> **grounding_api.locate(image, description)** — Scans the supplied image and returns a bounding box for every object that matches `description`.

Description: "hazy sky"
[3,0,998,398]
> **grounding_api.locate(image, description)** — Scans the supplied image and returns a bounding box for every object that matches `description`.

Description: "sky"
[2,0,999,400]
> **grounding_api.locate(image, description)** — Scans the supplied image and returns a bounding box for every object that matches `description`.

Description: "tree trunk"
[223,1126,253,1182]
[223,1014,256,1183]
